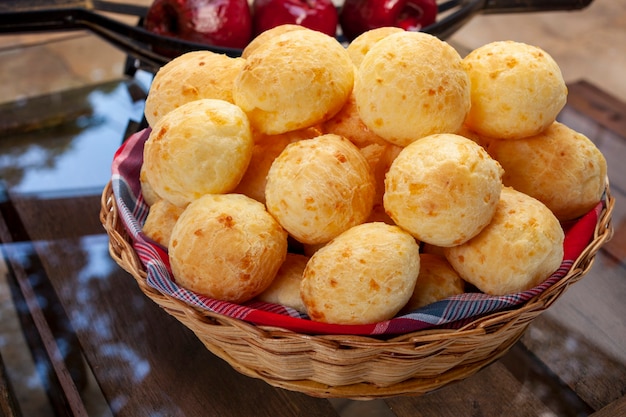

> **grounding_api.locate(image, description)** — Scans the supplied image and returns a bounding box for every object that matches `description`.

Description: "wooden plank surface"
[9,194,341,417]
[520,251,626,411]
[565,80,626,137]
[0,351,22,417]
[591,396,626,417]
[386,363,553,417]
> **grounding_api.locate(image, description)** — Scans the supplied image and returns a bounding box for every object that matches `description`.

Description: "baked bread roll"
[301,222,420,324]
[242,24,306,59]
[265,134,376,245]
[169,193,288,304]
[322,93,389,149]
[142,199,184,247]
[233,28,354,135]
[144,51,246,127]
[354,31,470,147]
[455,124,494,149]
[462,41,567,139]
[401,253,465,312]
[143,98,253,207]
[485,121,607,221]
[444,187,565,295]
[346,26,403,68]
[232,134,292,204]
[140,164,160,206]
[256,253,309,313]
[384,133,503,246]
[233,127,322,204]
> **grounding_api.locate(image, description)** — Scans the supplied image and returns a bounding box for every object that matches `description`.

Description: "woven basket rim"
[99,178,614,397]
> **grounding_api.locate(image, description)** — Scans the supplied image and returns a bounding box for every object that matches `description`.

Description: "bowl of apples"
[140,0,595,61]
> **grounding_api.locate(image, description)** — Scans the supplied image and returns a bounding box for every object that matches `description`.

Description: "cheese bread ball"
[142,199,184,247]
[359,140,403,207]
[232,134,292,204]
[366,203,395,225]
[144,51,246,127]
[301,222,420,324]
[346,26,403,68]
[235,127,323,204]
[486,121,607,221]
[462,41,567,139]
[242,24,306,59]
[455,124,494,149]
[140,164,160,206]
[444,187,565,296]
[401,254,465,312]
[265,134,376,245]
[256,253,309,313]
[384,133,503,247]
[169,193,288,304]
[233,28,354,135]
[143,99,253,207]
[354,31,471,147]
[322,92,389,149]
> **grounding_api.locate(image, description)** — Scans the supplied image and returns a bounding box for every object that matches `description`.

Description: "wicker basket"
[100,180,614,400]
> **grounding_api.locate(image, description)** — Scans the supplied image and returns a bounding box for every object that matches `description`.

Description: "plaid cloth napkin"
[111,128,602,335]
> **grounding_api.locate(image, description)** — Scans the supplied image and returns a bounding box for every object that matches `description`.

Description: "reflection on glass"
[0,81,145,197]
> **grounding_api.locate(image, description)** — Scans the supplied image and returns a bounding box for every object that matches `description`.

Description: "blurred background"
[0,1,623,416]
[449,0,626,103]
[0,0,624,106]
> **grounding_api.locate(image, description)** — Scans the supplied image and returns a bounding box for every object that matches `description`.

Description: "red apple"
[144,0,253,50]
[252,0,338,38]
[339,0,437,41]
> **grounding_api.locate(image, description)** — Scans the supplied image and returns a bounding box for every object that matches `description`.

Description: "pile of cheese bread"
[139,25,607,325]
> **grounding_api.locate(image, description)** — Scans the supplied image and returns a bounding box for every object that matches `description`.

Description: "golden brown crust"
[144,51,246,127]
[301,222,420,324]
[139,164,161,206]
[444,187,565,295]
[384,133,503,247]
[462,41,567,139]
[242,24,307,59]
[265,134,376,245]
[321,92,389,149]
[143,99,253,207]
[169,194,288,303]
[233,28,354,135]
[485,121,607,221]
[401,253,465,312]
[233,126,322,204]
[346,26,404,68]
[142,199,185,247]
[256,253,309,313]
[354,31,470,147]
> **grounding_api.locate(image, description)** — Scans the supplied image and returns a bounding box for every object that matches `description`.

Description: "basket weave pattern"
[100,180,614,399]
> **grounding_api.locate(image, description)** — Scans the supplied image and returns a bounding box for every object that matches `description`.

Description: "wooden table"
[0,6,625,417]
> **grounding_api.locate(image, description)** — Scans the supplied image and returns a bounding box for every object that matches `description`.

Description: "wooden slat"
[591,396,626,417]
[521,250,626,411]
[565,80,626,137]
[386,359,558,417]
[0,351,22,417]
[0,194,89,417]
[601,190,626,264]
